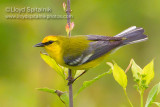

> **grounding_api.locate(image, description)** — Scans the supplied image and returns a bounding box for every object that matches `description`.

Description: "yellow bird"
[35,26,148,70]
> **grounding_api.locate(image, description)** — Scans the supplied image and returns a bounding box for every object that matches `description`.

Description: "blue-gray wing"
[63,35,123,66]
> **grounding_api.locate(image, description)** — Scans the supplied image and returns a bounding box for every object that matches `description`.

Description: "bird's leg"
[68,70,87,85]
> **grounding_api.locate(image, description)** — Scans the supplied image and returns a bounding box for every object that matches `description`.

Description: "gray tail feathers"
[114,26,148,45]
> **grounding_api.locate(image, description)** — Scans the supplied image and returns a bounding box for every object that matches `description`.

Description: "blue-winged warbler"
[35,26,148,70]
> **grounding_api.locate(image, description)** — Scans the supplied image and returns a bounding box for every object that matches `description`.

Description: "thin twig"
[67,0,71,37]
[125,59,133,73]
[66,0,73,107]
[68,69,73,107]
[123,88,134,107]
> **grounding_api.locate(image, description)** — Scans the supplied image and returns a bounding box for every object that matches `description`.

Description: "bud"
[65,22,75,34]
[65,23,70,34]
[70,22,74,31]
[63,2,66,11]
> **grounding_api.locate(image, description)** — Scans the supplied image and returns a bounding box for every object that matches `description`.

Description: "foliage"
[145,82,160,107]
[131,59,154,91]
[40,52,66,80]
[107,62,132,107]
[37,88,56,95]
[131,59,154,107]
[107,59,160,107]
[111,63,127,89]
[38,88,69,107]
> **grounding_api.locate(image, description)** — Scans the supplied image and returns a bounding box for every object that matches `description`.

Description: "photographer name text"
[5,7,52,13]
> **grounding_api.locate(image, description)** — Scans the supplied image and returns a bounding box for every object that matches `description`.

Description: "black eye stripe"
[44,41,54,45]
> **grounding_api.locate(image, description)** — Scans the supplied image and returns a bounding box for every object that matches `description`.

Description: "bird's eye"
[49,41,54,44]
[44,41,54,45]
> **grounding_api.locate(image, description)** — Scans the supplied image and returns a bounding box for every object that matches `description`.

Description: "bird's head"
[34,35,59,48]
[34,35,63,58]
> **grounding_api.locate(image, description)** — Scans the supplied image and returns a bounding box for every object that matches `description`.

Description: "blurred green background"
[0,0,160,107]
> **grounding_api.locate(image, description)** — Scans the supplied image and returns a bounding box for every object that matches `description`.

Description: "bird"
[35,26,148,70]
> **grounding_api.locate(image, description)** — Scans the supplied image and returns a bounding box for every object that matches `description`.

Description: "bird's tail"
[114,26,148,45]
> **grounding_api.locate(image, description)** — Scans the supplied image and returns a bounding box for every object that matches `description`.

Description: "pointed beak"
[34,42,45,47]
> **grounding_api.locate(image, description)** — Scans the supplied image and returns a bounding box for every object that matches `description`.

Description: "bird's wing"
[63,35,123,66]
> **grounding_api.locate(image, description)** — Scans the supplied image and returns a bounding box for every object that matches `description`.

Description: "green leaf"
[40,53,65,79]
[142,60,154,85]
[60,92,69,107]
[112,63,127,89]
[38,88,68,106]
[145,82,160,107]
[74,71,111,98]
[37,88,56,94]
[131,59,142,81]
[153,102,160,107]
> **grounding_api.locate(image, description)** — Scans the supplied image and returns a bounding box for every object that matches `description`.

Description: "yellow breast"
[45,43,65,65]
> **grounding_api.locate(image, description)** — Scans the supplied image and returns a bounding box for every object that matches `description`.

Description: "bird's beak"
[34,42,45,47]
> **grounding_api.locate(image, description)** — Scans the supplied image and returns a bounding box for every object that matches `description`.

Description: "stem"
[66,0,73,107]
[124,88,133,107]
[68,70,87,85]
[67,0,71,37]
[68,69,73,107]
[140,91,144,107]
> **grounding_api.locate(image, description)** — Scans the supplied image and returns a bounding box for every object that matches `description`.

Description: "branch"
[67,0,71,37]
[68,69,73,107]
[66,0,73,107]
